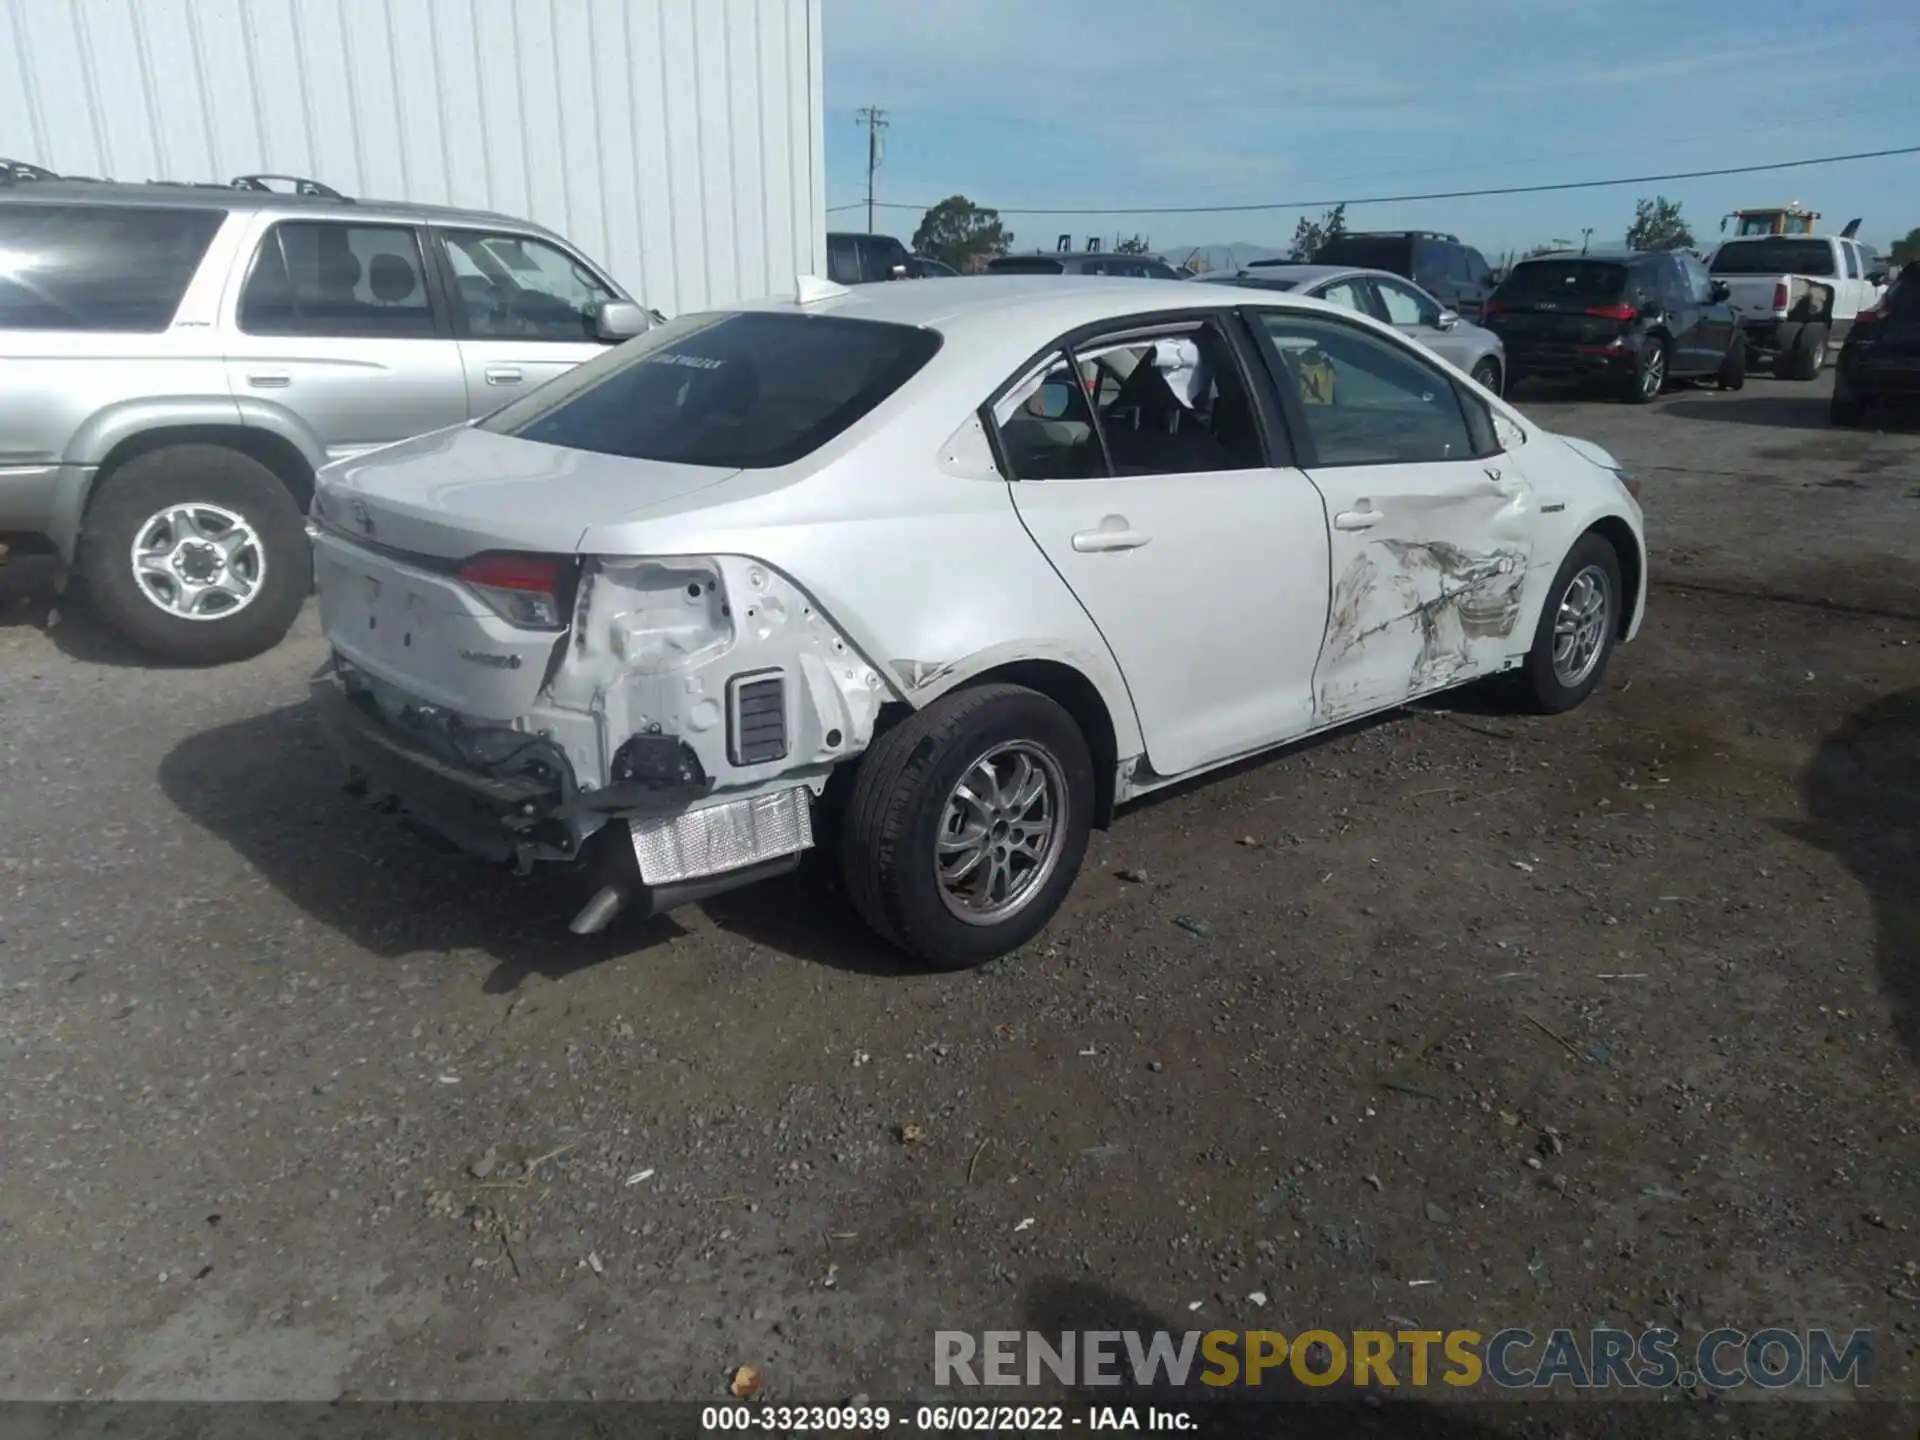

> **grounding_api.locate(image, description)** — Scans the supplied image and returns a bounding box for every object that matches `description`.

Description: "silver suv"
[0,170,651,663]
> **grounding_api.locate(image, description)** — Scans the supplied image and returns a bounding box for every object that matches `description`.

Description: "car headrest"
[368,253,418,304]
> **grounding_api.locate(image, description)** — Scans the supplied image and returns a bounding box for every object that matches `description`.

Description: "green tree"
[1289,203,1347,260]
[1890,225,1920,267]
[1113,234,1150,255]
[1626,195,1694,252]
[911,195,1013,274]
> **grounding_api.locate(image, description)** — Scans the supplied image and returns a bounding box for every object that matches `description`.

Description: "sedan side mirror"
[593,299,650,342]
[1436,309,1461,330]
[1710,280,1731,302]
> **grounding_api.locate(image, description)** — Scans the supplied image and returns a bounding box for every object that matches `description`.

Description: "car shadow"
[1781,687,1920,1070]
[157,699,922,992]
[1659,394,1835,430]
[0,556,199,667]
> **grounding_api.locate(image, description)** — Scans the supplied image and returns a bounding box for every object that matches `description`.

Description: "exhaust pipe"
[569,885,627,936]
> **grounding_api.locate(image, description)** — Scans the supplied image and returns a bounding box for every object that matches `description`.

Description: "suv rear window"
[0,203,224,332]
[1313,236,1413,274]
[1493,260,1628,304]
[482,311,941,469]
[987,257,1067,274]
[1710,239,1836,277]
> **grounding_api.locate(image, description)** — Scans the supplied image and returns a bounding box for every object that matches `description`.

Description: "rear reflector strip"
[728,672,789,766]
[629,786,813,885]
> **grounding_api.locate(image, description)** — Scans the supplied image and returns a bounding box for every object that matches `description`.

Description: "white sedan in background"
[309,275,1646,968]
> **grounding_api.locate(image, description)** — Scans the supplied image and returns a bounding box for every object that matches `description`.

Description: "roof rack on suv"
[1,162,352,202]
[229,173,351,200]
[0,158,62,184]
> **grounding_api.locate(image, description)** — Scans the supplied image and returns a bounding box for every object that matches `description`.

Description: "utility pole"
[855,106,888,233]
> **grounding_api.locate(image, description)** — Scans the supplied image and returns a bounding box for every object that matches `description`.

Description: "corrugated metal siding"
[0,0,823,314]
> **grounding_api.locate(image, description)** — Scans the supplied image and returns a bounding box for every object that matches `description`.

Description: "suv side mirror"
[1868,269,1888,286]
[1710,280,1730,301]
[593,299,650,342]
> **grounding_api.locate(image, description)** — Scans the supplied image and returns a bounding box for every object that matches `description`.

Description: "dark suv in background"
[826,231,913,284]
[1298,231,1496,316]
[1481,250,1745,403]
[1831,261,1919,426]
[985,251,1185,279]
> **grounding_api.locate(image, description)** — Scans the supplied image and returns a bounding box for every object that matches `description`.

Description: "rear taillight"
[1772,282,1790,310]
[1585,302,1639,322]
[1855,299,1889,326]
[459,552,569,630]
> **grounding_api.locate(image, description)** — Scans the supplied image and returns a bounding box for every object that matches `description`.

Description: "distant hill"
[1168,242,1291,274]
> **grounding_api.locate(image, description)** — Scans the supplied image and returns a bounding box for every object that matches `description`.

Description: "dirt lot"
[0,373,1916,1427]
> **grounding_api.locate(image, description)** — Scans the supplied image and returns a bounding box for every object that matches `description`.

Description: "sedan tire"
[1513,533,1623,714]
[841,683,1094,969]
[1469,357,1503,396]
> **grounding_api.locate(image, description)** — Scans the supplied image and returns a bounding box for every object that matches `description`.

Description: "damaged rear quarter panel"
[563,379,1145,791]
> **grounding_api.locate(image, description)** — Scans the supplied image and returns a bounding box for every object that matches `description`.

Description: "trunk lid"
[1720,275,1788,318]
[313,424,739,561]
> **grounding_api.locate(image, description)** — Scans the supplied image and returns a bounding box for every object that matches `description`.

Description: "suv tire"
[1625,337,1667,404]
[77,444,309,665]
[840,683,1094,970]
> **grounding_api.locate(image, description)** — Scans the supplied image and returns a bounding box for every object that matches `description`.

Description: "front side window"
[240,221,436,337]
[1373,277,1442,326]
[0,203,224,332]
[442,229,615,341]
[988,256,1067,275]
[1253,311,1478,467]
[482,310,940,469]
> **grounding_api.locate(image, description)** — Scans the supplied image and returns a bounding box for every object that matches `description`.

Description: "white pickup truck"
[1707,232,1887,380]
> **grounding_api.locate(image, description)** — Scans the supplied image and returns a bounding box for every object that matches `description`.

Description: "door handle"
[246,371,290,389]
[1333,504,1380,531]
[1071,524,1152,553]
[484,366,523,385]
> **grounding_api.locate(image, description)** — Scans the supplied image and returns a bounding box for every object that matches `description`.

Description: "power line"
[826,144,1920,218]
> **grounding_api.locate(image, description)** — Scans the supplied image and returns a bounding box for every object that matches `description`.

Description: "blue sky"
[822,0,1920,262]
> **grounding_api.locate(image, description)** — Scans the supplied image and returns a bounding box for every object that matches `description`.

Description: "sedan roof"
[737,274,1249,338]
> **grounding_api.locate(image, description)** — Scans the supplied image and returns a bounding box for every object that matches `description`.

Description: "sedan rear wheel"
[841,683,1094,969]
[1469,357,1502,396]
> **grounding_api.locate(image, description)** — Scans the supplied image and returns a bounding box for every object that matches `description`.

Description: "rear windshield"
[1493,260,1628,304]
[0,202,224,332]
[1208,274,1300,292]
[1710,239,1836,277]
[987,257,1067,274]
[1313,236,1412,273]
[481,310,941,469]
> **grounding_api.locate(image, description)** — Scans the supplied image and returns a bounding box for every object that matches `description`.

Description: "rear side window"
[1494,260,1628,304]
[240,221,436,338]
[988,256,1066,274]
[483,311,942,469]
[1709,239,1836,277]
[0,203,223,332]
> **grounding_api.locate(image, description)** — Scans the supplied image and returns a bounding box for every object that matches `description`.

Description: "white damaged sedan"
[309,274,1645,967]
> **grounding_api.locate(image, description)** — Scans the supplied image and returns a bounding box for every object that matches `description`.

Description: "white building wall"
[0,0,824,314]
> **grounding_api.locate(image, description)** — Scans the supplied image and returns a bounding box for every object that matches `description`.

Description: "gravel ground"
[0,373,1915,1425]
